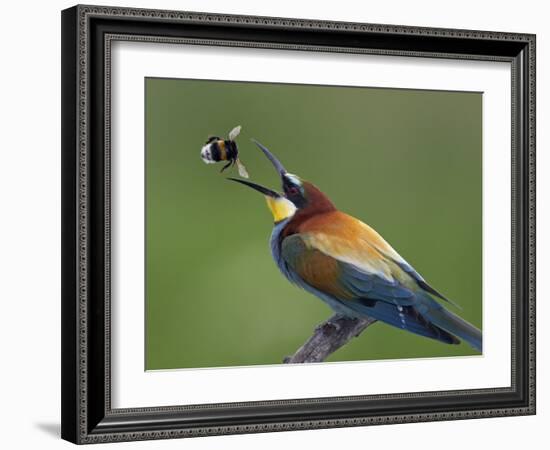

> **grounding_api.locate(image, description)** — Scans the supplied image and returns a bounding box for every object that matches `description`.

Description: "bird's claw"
[316,315,346,333]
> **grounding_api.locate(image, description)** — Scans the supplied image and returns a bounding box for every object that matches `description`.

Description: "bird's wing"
[292,210,460,308]
[280,232,460,344]
[280,231,416,306]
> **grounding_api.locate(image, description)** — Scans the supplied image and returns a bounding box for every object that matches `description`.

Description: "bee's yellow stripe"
[217,140,227,161]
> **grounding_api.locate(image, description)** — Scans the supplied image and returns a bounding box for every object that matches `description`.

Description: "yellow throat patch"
[265,197,297,223]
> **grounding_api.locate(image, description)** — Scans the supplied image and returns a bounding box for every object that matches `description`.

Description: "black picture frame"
[61,4,536,444]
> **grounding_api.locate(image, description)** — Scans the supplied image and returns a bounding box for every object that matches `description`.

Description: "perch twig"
[283,314,377,364]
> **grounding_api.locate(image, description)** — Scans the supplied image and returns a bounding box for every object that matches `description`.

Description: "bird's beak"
[251,139,287,176]
[228,177,296,223]
[227,178,281,198]
[227,138,288,197]
[228,140,297,223]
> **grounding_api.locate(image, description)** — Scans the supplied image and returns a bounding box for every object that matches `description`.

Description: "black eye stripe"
[285,186,303,200]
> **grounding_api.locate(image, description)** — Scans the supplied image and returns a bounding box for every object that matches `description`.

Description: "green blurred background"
[145,77,482,370]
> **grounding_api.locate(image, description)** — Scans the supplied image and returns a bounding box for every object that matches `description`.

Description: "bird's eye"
[287,186,299,196]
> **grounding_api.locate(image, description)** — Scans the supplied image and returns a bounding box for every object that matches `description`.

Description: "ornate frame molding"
[61,5,535,444]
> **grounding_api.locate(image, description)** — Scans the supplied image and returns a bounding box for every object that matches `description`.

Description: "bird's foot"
[316,314,348,333]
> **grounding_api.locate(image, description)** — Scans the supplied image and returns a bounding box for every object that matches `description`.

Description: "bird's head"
[229,140,335,223]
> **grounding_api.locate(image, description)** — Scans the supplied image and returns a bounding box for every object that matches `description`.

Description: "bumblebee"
[200,125,249,178]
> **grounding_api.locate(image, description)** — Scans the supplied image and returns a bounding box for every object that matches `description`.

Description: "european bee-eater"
[230,140,482,352]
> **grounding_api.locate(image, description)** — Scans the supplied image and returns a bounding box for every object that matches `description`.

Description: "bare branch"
[283,315,377,364]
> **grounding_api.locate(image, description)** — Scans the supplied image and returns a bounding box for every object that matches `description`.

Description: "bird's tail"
[425,304,482,352]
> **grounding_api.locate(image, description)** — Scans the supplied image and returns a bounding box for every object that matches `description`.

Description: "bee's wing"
[236,158,249,179]
[228,125,242,141]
